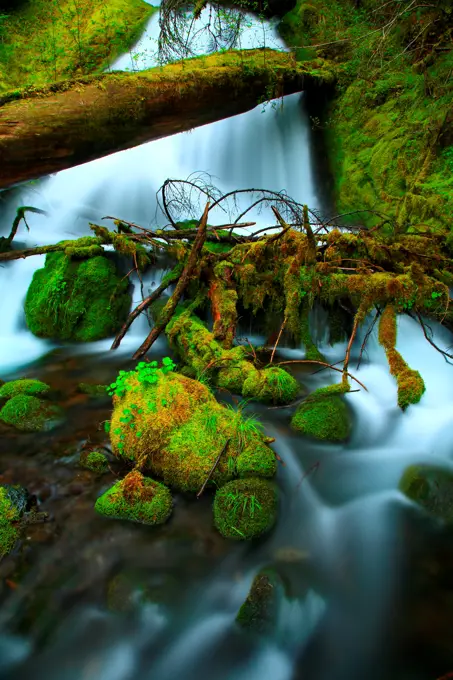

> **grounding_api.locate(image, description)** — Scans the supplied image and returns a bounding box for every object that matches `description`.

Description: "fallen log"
[0,49,334,190]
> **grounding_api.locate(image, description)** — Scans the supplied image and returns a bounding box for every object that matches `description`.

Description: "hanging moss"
[95,470,173,525]
[213,477,278,540]
[378,305,425,410]
[236,568,284,634]
[291,383,351,442]
[0,394,63,432]
[399,464,453,523]
[24,250,131,342]
[0,378,50,400]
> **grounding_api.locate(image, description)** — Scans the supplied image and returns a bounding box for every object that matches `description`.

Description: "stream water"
[1,6,453,680]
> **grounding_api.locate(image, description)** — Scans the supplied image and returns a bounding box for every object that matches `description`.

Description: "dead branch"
[197,438,230,498]
[276,359,368,392]
[0,243,64,262]
[414,311,453,362]
[132,203,210,359]
[270,317,287,364]
[357,308,381,369]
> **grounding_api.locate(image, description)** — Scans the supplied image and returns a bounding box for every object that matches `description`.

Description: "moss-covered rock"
[236,568,284,634]
[243,366,299,404]
[24,250,131,342]
[0,485,22,557]
[80,450,109,473]
[213,477,278,540]
[109,362,278,494]
[291,385,351,442]
[0,378,50,400]
[399,465,453,522]
[0,394,63,432]
[95,470,173,525]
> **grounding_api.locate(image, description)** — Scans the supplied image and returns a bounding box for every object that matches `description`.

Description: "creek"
[0,6,453,680]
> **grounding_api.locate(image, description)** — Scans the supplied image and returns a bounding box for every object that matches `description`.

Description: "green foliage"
[291,385,351,441]
[213,477,278,540]
[95,470,173,525]
[0,378,50,400]
[399,464,453,523]
[0,485,21,557]
[0,394,63,432]
[0,0,157,90]
[80,450,109,473]
[107,357,176,399]
[24,251,131,342]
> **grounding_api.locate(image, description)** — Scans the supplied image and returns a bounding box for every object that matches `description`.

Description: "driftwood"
[196,438,231,498]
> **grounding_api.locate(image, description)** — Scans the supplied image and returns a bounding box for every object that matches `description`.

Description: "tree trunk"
[0,50,332,190]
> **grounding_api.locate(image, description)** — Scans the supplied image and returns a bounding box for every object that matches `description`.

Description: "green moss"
[399,464,453,522]
[24,251,131,342]
[236,568,283,634]
[0,485,21,557]
[0,394,63,432]
[109,366,277,493]
[242,366,299,405]
[213,477,278,540]
[291,386,351,441]
[77,382,108,397]
[0,0,157,90]
[80,450,109,473]
[0,378,50,400]
[95,470,172,525]
[236,442,277,479]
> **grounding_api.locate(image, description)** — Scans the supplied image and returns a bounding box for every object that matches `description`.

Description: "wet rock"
[291,386,352,442]
[0,484,28,557]
[0,379,50,401]
[0,395,64,432]
[236,568,284,634]
[399,464,453,522]
[77,383,108,398]
[79,450,109,474]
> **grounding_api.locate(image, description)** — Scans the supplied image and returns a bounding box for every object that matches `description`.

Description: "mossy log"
[0,49,334,189]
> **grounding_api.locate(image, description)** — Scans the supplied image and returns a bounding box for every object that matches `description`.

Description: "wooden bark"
[0,50,330,190]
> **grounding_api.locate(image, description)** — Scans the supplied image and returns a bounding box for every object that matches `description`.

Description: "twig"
[414,311,453,361]
[111,267,181,350]
[295,461,320,491]
[197,438,230,498]
[270,317,287,364]
[276,360,368,392]
[357,308,381,369]
[132,203,209,359]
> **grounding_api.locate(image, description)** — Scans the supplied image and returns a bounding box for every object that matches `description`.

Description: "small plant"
[107,357,176,398]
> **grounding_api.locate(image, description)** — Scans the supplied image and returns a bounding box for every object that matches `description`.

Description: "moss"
[0,0,157,90]
[399,464,453,523]
[0,378,50,400]
[0,485,21,557]
[109,366,277,493]
[291,385,351,441]
[77,382,108,397]
[0,394,63,432]
[24,251,131,342]
[236,568,283,634]
[80,450,109,473]
[378,305,425,410]
[95,470,172,525]
[236,442,277,479]
[213,477,278,540]
[242,366,299,405]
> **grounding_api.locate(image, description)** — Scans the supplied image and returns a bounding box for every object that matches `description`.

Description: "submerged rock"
[79,450,109,474]
[399,465,453,522]
[0,485,24,557]
[108,362,277,494]
[95,470,173,526]
[0,394,63,432]
[77,383,108,398]
[0,379,50,401]
[291,385,351,442]
[236,568,284,634]
[24,249,131,342]
[213,477,278,540]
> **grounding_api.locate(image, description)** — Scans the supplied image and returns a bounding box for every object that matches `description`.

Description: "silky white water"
[0,6,453,680]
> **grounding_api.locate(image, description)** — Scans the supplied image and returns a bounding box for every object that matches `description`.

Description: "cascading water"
[1,6,453,680]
